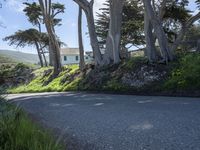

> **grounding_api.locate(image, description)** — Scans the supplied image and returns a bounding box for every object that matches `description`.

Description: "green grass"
[8,65,80,93]
[0,97,64,150]
[7,53,200,94]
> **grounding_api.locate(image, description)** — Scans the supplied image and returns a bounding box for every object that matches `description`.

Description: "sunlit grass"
[8,64,80,93]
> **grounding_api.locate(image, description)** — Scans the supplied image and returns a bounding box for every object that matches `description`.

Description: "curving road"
[7,92,200,150]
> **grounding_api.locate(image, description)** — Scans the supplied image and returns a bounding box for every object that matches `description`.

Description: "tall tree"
[143,0,200,63]
[23,2,48,66]
[3,29,49,67]
[103,0,125,64]
[143,0,174,63]
[23,2,65,67]
[78,7,85,71]
[38,0,61,75]
[95,0,144,59]
[73,0,102,66]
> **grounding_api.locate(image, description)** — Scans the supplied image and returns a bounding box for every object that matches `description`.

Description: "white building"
[60,48,93,65]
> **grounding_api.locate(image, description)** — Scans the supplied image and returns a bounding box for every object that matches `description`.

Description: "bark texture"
[78,7,85,71]
[39,0,61,75]
[35,41,44,67]
[172,12,200,51]
[103,0,124,64]
[143,0,174,63]
[197,39,200,52]
[144,9,157,62]
[73,0,102,66]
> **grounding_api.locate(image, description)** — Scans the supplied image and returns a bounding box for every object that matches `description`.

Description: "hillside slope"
[0,55,16,63]
[3,53,200,97]
[0,50,39,64]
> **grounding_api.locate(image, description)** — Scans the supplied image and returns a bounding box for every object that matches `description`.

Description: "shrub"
[164,53,200,90]
[123,56,148,70]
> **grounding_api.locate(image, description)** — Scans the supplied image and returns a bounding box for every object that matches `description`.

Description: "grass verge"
[0,96,64,150]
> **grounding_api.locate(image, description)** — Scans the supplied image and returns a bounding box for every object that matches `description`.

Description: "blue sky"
[0,0,198,54]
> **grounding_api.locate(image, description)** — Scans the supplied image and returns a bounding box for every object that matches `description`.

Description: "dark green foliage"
[3,29,49,48]
[23,2,65,28]
[23,2,42,28]
[0,63,32,87]
[164,53,200,90]
[182,25,200,50]
[196,0,200,9]
[163,0,191,43]
[123,56,148,70]
[95,0,144,49]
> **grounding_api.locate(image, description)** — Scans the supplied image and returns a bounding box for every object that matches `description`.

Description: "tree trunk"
[85,5,102,65]
[73,0,102,66]
[104,0,124,64]
[78,7,85,71]
[41,49,48,67]
[171,12,200,51]
[35,41,44,67]
[144,8,157,62]
[39,0,61,75]
[197,39,200,52]
[48,41,54,66]
[143,0,174,63]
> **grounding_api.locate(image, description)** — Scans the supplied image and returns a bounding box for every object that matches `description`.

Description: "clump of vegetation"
[123,56,148,70]
[164,53,200,91]
[0,63,33,88]
[103,79,127,91]
[6,53,200,96]
[9,65,79,93]
[0,97,64,150]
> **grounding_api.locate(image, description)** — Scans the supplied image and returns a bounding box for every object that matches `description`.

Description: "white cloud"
[6,0,25,13]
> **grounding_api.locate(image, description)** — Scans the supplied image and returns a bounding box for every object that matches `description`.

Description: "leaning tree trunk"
[144,6,157,62]
[41,49,48,67]
[78,7,85,71]
[143,0,174,63]
[39,0,61,75]
[35,41,44,67]
[73,0,102,66]
[103,0,124,64]
[38,42,48,67]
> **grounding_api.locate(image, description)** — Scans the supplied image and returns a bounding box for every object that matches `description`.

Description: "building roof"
[60,48,79,55]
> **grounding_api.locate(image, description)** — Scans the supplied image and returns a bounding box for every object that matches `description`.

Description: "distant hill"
[0,55,16,64]
[0,50,39,64]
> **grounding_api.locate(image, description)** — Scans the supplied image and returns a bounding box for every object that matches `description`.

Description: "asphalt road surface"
[7,92,200,150]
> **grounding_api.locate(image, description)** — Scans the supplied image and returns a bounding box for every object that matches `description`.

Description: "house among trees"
[60,48,93,65]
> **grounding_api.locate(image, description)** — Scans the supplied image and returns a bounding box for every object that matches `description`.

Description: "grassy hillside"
[0,50,39,64]
[4,53,200,96]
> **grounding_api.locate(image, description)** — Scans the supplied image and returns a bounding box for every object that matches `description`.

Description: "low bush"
[164,53,200,90]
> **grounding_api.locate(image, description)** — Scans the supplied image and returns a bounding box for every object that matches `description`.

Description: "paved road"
[7,92,200,150]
